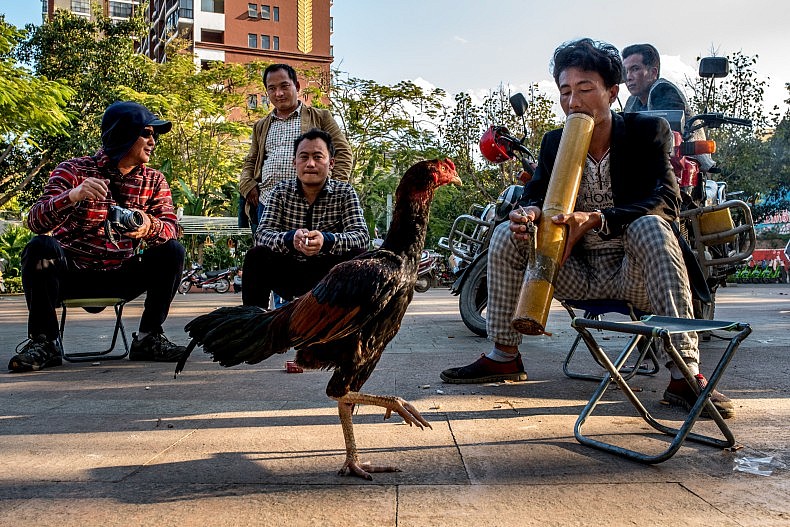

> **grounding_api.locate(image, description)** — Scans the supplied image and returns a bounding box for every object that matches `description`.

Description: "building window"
[329,45,333,57]
[273,36,279,50]
[201,0,224,14]
[261,34,270,49]
[248,33,258,48]
[247,94,258,109]
[260,5,270,20]
[273,6,279,21]
[247,3,257,18]
[329,17,333,32]
[179,0,194,19]
[71,0,90,14]
[201,29,224,44]
[108,1,133,18]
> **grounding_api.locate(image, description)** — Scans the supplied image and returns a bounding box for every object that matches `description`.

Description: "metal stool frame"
[560,300,660,381]
[58,298,130,362]
[570,315,751,463]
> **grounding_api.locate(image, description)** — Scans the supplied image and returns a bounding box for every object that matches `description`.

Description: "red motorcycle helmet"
[479,126,512,164]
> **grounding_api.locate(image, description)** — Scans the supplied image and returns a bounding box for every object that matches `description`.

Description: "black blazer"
[520,111,680,238]
[519,111,710,303]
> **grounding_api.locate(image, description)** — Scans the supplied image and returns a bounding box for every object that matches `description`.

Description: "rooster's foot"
[338,457,401,480]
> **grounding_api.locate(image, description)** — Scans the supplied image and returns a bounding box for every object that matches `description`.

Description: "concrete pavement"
[0,284,788,526]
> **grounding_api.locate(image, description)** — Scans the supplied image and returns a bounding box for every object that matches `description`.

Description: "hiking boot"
[440,353,528,384]
[8,335,63,372]
[663,373,735,419]
[129,332,186,362]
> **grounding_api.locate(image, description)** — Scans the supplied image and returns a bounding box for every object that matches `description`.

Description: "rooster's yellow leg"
[334,392,432,480]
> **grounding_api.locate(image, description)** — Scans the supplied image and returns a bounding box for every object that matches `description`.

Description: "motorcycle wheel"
[215,278,231,294]
[178,279,192,294]
[414,276,431,293]
[459,258,488,337]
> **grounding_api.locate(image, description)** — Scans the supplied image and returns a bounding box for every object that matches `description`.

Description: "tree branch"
[0,152,50,209]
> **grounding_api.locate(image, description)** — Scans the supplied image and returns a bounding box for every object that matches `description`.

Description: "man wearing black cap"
[8,101,187,372]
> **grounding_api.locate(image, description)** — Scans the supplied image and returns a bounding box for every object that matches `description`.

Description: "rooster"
[176,159,460,480]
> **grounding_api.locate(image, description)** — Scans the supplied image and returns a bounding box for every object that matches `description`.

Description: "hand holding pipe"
[511,113,595,335]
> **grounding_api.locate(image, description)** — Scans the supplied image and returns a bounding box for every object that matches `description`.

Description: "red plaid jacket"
[27,150,179,270]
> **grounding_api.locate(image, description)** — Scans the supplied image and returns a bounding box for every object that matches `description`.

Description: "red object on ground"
[285,360,303,373]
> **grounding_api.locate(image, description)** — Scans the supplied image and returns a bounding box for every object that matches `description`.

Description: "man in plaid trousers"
[440,38,735,419]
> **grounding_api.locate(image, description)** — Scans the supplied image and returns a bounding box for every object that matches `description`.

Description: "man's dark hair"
[294,128,335,157]
[551,38,624,88]
[263,63,298,86]
[622,44,661,76]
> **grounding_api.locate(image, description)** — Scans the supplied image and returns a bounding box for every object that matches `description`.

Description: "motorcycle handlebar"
[688,112,752,132]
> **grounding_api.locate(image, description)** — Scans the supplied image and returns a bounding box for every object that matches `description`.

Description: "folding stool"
[58,297,130,362]
[570,314,751,463]
[560,299,660,381]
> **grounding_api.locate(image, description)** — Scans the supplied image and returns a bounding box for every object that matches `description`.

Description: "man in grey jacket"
[239,63,353,232]
[622,43,713,170]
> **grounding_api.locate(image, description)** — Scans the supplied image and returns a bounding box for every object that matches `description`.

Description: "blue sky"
[4,0,788,113]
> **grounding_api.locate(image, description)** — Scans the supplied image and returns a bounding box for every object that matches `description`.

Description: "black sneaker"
[440,353,528,384]
[8,335,63,372]
[129,332,186,362]
[663,373,735,419]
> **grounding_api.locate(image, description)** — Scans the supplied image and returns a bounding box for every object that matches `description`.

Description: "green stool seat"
[59,298,129,362]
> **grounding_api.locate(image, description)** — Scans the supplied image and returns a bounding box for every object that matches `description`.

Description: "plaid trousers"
[486,215,698,361]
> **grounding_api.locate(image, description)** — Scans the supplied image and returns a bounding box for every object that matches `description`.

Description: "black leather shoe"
[440,353,528,384]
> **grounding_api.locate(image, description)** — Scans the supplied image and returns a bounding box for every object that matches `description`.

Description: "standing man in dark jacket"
[238,63,353,233]
[9,101,187,372]
[440,38,734,419]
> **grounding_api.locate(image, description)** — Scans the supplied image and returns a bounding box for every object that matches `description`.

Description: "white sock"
[669,361,700,380]
[485,348,518,363]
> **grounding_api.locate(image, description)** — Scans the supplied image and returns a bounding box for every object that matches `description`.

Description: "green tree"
[0,17,74,209]
[117,41,264,218]
[0,224,33,291]
[12,10,150,208]
[752,83,790,223]
[686,51,778,198]
[330,73,447,234]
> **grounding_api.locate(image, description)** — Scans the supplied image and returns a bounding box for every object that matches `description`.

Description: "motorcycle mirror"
[509,93,528,117]
[699,57,729,79]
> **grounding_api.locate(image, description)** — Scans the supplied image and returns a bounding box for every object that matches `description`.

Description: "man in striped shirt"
[9,102,187,373]
[241,129,368,308]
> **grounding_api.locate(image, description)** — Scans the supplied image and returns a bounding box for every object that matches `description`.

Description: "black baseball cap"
[101,101,172,163]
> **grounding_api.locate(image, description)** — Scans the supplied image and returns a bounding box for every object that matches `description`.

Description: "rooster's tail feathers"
[183,305,291,367]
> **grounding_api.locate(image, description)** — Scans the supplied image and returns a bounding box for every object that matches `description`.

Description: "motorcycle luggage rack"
[681,199,756,269]
[441,204,497,265]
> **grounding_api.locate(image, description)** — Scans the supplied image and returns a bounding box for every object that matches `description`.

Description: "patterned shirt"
[575,152,622,251]
[27,150,179,270]
[259,103,302,204]
[255,177,369,257]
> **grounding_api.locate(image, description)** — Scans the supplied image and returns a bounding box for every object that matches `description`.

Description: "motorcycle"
[437,92,537,336]
[414,250,439,293]
[732,264,752,284]
[441,57,756,337]
[178,263,235,294]
[414,250,455,293]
